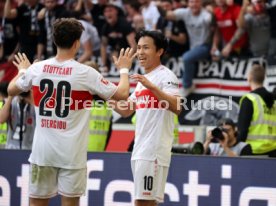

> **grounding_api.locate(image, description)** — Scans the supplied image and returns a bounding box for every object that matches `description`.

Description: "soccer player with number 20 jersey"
[8,18,136,206]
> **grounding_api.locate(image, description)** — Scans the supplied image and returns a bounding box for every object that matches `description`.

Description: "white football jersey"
[16,58,117,169]
[130,65,180,167]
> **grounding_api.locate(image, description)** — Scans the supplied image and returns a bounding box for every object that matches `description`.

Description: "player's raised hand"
[130,74,155,90]
[112,47,137,71]
[13,53,31,71]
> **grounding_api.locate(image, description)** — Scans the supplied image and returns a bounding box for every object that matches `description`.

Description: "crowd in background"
[0,0,276,71]
[0,0,276,156]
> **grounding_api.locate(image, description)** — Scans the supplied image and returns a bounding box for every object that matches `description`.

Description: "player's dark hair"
[52,18,84,49]
[135,30,168,56]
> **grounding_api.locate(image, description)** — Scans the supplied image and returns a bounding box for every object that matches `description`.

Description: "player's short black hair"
[52,18,84,49]
[135,30,168,54]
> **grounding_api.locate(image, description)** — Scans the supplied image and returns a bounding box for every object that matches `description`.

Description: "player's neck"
[55,48,75,62]
[144,62,161,74]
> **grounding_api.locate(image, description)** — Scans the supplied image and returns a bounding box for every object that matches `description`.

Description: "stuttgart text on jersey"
[43,65,72,75]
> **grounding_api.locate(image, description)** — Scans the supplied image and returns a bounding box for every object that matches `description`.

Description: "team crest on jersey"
[100,78,109,85]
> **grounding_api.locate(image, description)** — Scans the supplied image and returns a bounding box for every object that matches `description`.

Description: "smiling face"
[136,36,163,73]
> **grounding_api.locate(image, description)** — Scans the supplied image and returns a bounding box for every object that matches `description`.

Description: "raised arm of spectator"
[4,0,17,19]
[237,0,250,28]
[78,40,93,63]
[74,0,83,12]
[167,29,187,45]
[0,96,12,124]
[221,28,245,58]
[165,10,177,21]
[36,43,45,61]
[210,27,221,57]
[126,32,137,52]
[157,5,178,21]
[100,36,108,68]
[221,4,245,58]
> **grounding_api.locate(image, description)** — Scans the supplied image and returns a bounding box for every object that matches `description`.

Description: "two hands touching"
[13,48,155,90]
[112,47,155,90]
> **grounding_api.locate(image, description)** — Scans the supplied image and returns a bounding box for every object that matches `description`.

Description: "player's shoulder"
[158,65,178,79]
[28,59,49,72]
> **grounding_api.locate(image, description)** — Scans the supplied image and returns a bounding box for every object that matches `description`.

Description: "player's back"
[28,58,99,169]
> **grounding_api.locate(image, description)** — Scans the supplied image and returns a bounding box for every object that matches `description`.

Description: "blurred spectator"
[0,91,35,150]
[124,0,141,23]
[237,0,270,57]
[66,0,93,22]
[211,0,248,60]
[37,0,70,58]
[156,0,188,62]
[204,118,252,156]
[0,82,9,149]
[238,64,276,157]
[165,0,215,96]
[172,0,187,8]
[267,0,276,57]
[100,2,136,75]
[139,0,160,30]
[88,0,109,36]
[124,0,144,31]
[0,0,18,63]
[4,0,44,62]
[77,19,101,63]
[132,12,145,32]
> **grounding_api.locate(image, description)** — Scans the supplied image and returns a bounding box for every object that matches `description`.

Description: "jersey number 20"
[39,79,71,118]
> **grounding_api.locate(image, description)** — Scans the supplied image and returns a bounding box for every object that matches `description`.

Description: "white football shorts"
[29,164,87,198]
[131,159,169,203]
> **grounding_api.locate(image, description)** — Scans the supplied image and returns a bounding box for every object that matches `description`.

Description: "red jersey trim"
[32,85,93,110]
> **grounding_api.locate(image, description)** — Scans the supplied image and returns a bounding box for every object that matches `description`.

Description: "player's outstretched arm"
[108,98,136,118]
[8,53,31,96]
[111,47,137,101]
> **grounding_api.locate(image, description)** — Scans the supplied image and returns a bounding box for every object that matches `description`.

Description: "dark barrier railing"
[0,150,276,206]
